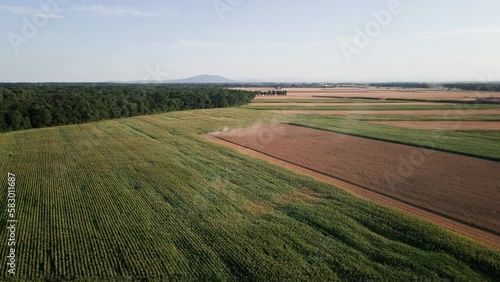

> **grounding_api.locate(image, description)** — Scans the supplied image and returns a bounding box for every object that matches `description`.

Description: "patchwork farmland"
[4,0,500,279]
[208,124,500,247]
[0,87,499,280]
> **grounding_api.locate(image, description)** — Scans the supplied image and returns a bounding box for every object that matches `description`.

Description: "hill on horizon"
[163,74,240,84]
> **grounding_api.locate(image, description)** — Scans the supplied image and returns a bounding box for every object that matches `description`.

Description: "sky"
[1,0,499,82]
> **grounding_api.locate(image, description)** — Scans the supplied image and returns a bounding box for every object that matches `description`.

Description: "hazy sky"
[1,0,499,82]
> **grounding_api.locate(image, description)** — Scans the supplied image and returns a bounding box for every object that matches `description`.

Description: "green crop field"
[0,108,499,281]
[350,114,500,121]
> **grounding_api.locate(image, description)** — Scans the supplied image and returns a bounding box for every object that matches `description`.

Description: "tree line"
[0,84,255,132]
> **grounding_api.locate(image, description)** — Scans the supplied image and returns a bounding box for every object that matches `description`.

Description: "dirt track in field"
[267,109,500,115]
[370,121,500,130]
[206,124,500,248]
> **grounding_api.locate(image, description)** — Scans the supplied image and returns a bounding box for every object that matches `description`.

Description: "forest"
[0,84,255,132]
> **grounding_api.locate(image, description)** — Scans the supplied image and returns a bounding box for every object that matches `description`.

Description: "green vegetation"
[0,108,498,280]
[245,104,500,111]
[0,84,255,133]
[351,115,500,121]
[288,114,500,161]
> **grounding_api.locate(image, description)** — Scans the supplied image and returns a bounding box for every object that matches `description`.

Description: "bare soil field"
[370,121,500,130]
[208,124,500,247]
[268,109,500,115]
[249,102,449,107]
[239,87,500,101]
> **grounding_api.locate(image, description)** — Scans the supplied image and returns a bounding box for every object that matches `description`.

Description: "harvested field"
[210,124,500,247]
[370,121,500,130]
[238,87,500,101]
[268,109,500,115]
[249,102,449,107]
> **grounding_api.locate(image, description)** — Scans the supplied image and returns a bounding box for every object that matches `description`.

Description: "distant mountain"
[164,75,240,84]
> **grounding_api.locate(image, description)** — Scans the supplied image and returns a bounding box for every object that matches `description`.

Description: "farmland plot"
[0,109,498,280]
[210,124,500,247]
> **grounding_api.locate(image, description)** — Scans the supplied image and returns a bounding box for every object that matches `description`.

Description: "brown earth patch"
[244,202,269,215]
[369,121,500,130]
[277,189,321,203]
[248,102,449,107]
[205,124,500,248]
[267,109,500,115]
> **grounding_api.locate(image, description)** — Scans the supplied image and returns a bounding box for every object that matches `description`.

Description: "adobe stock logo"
[7,0,70,54]
[338,0,405,63]
[213,0,245,21]
[143,65,170,82]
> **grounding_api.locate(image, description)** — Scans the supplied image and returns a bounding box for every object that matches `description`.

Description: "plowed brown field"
[267,109,500,115]
[208,124,500,248]
[249,102,449,107]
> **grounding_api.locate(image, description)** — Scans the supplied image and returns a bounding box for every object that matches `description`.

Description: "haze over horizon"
[1,0,500,83]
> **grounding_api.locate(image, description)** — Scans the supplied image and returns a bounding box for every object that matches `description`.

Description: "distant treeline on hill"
[0,84,255,132]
